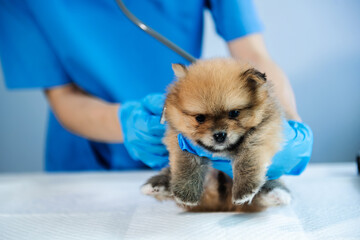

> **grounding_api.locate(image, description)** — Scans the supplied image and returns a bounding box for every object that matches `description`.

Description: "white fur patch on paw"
[140,184,170,200]
[141,183,163,195]
[174,197,199,207]
[233,192,256,205]
[233,186,261,205]
[259,188,292,207]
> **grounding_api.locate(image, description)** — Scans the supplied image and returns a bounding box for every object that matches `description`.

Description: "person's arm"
[45,84,169,168]
[44,84,123,143]
[228,33,301,122]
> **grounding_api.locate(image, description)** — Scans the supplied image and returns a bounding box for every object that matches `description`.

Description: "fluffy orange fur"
[142,59,288,212]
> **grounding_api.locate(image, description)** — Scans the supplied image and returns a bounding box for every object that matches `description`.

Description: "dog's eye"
[228,110,239,119]
[195,114,206,123]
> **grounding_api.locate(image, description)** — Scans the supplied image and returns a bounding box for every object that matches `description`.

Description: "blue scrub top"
[0,0,263,171]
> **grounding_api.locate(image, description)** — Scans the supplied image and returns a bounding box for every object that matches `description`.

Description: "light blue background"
[1,0,359,172]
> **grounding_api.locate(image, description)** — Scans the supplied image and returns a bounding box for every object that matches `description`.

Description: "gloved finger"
[130,147,169,169]
[147,115,166,135]
[132,141,169,156]
[134,129,164,145]
[127,143,168,160]
[134,111,166,136]
[266,168,283,180]
[143,155,169,169]
[266,120,313,180]
[142,93,166,116]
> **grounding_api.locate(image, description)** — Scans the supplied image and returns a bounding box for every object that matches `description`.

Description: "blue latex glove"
[178,120,313,180]
[119,93,169,169]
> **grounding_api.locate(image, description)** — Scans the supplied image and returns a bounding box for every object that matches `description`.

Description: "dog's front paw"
[232,185,262,205]
[172,186,202,206]
[174,196,199,206]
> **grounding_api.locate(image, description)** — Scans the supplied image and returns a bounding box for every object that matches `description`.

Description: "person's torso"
[26,0,206,171]
[28,0,205,101]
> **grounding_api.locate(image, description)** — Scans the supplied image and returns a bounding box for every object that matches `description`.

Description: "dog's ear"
[172,63,187,79]
[240,68,267,90]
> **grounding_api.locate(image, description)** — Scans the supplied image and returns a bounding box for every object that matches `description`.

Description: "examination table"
[0,163,359,240]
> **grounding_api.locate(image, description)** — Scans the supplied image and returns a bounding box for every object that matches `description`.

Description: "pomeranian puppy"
[141,59,291,212]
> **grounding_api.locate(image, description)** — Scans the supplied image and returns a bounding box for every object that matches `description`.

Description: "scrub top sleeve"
[206,0,264,42]
[0,2,70,89]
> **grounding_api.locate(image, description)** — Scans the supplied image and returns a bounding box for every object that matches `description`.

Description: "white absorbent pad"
[0,163,359,240]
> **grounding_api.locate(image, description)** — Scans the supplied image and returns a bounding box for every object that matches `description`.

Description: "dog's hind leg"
[141,167,173,201]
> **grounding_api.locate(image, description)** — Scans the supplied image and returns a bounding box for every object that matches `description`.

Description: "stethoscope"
[115,0,197,63]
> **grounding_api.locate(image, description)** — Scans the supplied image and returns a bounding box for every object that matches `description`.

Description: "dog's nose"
[213,132,227,143]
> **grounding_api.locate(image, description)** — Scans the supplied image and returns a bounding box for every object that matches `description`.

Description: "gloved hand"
[119,93,169,169]
[178,120,313,180]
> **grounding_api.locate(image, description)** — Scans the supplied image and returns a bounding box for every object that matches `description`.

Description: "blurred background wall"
[1,0,359,172]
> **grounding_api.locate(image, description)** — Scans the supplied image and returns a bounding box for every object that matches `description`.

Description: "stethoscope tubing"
[115,0,197,63]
